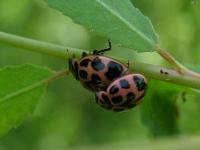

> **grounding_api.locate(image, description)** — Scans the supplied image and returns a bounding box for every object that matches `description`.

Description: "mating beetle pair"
[69,41,147,112]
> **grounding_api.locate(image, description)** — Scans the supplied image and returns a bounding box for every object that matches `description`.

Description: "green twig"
[156,46,200,78]
[0,32,86,59]
[44,69,70,84]
[0,31,200,89]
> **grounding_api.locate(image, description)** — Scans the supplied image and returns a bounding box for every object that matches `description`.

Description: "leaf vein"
[96,0,154,45]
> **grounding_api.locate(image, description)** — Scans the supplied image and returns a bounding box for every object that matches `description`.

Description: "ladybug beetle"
[95,74,147,112]
[69,40,129,91]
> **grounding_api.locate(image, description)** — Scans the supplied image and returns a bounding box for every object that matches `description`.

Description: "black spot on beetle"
[135,92,146,102]
[95,93,110,109]
[95,93,99,103]
[101,104,111,110]
[91,74,101,84]
[127,103,137,109]
[109,85,119,94]
[102,93,111,105]
[81,81,94,91]
[133,75,147,91]
[79,70,88,79]
[68,59,73,71]
[73,61,79,80]
[122,92,135,107]
[111,96,123,104]
[80,59,91,67]
[69,59,79,80]
[119,79,130,89]
[105,61,123,81]
[91,57,105,71]
[99,99,106,105]
[126,92,135,102]
[121,102,136,109]
[97,83,107,91]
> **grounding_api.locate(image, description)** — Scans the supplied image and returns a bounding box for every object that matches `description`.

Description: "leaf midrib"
[96,0,154,45]
[0,80,45,105]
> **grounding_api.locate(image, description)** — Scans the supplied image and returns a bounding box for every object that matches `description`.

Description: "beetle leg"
[93,40,112,55]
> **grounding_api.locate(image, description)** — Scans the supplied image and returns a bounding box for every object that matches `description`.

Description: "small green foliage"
[0,64,53,137]
[45,0,158,52]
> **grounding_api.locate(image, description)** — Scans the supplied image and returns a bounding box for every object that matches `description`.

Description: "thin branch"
[130,61,200,89]
[156,46,185,73]
[0,31,200,89]
[44,69,70,84]
[156,46,200,78]
[0,32,87,59]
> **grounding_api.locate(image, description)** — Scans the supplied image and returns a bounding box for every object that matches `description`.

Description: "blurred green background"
[0,0,200,150]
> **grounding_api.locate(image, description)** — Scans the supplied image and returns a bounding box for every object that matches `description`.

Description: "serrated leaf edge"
[96,0,157,46]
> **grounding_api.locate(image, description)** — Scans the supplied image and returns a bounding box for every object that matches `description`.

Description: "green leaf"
[0,64,53,137]
[178,90,200,134]
[140,80,182,137]
[45,0,158,52]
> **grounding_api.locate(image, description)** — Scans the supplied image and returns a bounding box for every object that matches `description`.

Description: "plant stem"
[44,69,70,84]
[0,31,200,89]
[0,32,87,59]
[130,61,200,89]
[156,46,200,78]
[156,46,185,73]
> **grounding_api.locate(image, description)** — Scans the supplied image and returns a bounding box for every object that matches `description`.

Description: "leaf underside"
[45,0,158,52]
[0,64,53,137]
[140,81,181,137]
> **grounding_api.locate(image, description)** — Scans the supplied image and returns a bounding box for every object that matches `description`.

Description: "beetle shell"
[69,55,129,91]
[69,58,79,80]
[95,74,147,112]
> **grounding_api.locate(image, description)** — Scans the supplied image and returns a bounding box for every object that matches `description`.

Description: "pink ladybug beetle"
[95,74,147,112]
[69,40,129,91]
